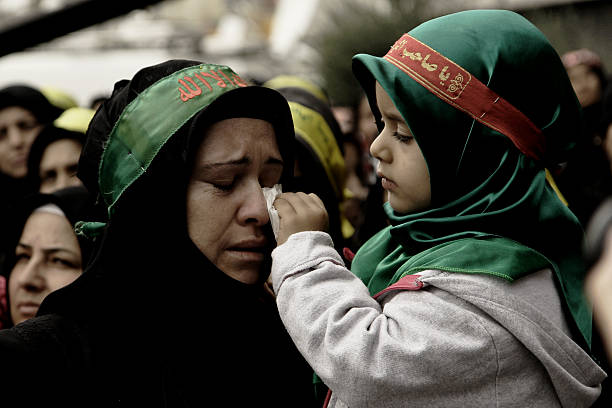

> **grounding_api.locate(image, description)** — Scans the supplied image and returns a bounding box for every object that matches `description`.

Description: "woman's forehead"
[196,117,280,161]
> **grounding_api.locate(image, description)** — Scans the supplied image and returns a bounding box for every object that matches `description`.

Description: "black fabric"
[556,100,612,227]
[0,60,316,407]
[0,85,63,124]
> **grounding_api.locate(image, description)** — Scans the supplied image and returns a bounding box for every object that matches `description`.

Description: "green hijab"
[351,10,592,348]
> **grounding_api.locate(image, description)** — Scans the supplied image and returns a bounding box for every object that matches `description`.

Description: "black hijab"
[0,185,101,328]
[28,60,314,407]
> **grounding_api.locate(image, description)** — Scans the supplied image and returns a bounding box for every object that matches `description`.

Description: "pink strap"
[373,274,423,300]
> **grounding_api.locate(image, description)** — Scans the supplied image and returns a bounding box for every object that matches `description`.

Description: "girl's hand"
[273,192,329,246]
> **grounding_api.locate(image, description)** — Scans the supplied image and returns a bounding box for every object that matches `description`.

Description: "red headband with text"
[384,34,544,161]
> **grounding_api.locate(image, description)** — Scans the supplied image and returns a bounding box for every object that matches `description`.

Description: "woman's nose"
[14,258,46,292]
[237,183,270,226]
[7,126,26,148]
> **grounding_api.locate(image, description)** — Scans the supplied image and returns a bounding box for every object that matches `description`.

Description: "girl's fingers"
[307,193,326,210]
[275,192,321,213]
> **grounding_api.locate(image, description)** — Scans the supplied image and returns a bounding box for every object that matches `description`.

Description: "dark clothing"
[0,60,316,407]
[556,102,612,227]
[0,253,315,407]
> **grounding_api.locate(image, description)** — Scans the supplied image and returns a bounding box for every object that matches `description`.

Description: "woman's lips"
[17,301,40,317]
[12,155,27,167]
[227,239,267,262]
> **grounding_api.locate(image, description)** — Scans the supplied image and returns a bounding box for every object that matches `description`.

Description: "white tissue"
[262,184,282,240]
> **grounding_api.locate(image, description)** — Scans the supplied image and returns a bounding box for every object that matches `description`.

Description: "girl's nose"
[370,132,391,163]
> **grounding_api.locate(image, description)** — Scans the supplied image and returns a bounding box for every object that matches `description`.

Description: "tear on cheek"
[262,184,282,239]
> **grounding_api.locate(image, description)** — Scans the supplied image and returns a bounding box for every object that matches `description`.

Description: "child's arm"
[271,193,497,406]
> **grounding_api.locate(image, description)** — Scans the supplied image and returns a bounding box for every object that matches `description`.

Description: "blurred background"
[0,0,610,108]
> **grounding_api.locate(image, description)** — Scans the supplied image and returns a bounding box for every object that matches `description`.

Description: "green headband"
[99,64,248,216]
[76,64,248,239]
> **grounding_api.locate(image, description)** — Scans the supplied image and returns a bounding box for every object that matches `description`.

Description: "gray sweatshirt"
[271,231,606,407]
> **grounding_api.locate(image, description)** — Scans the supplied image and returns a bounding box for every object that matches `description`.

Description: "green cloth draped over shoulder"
[350,10,592,349]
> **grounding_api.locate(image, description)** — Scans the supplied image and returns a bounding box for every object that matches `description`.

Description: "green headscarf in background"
[351,10,592,349]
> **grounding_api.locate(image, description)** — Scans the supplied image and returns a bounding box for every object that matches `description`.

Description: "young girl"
[271,9,606,407]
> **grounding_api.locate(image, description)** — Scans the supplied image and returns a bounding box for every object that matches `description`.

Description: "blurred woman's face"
[567,64,602,108]
[39,138,83,193]
[9,210,82,324]
[186,118,283,284]
[0,106,43,178]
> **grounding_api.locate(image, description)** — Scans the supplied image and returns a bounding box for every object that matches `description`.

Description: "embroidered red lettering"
[386,35,471,100]
[218,70,235,86]
[382,33,544,161]
[178,77,202,101]
[197,70,227,88]
[231,74,248,87]
[193,73,213,92]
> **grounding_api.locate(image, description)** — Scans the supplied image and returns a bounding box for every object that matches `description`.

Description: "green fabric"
[99,64,247,216]
[351,10,592,349]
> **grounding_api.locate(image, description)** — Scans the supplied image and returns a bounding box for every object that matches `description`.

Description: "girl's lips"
[380,176,397,190]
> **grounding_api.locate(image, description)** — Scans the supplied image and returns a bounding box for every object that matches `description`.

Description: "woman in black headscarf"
[0,85,64,203]
[0,185,99,329]
[0,60,316,407]
[26,107,94,194]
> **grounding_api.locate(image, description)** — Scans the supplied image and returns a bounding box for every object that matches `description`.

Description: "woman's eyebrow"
[42,248,81,257]
[266,157,284,166]
[199,157,249,170]
[17,243,80,257]
[200,156,283,170]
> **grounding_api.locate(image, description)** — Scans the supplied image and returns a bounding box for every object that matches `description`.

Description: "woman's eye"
[14,253,30,262]
[50,257,77,268]
[213,180,235,191]
[17,121,38,131]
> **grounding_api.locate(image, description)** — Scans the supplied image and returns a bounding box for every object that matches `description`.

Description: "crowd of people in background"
[1,7,612,407]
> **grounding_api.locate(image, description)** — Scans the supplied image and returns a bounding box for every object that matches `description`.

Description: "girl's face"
[370,82,431,214]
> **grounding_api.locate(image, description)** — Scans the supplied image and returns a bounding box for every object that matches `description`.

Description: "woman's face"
[186,118,283,284]
[370,82,431,214]
[9,211,83,325]
[39,138,83,193]
[0,106,43,178]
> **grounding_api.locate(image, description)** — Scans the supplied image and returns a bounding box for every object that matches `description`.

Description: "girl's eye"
[393,132,414,143]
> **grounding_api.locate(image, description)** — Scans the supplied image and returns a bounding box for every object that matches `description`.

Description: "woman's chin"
[219,258,267,285]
